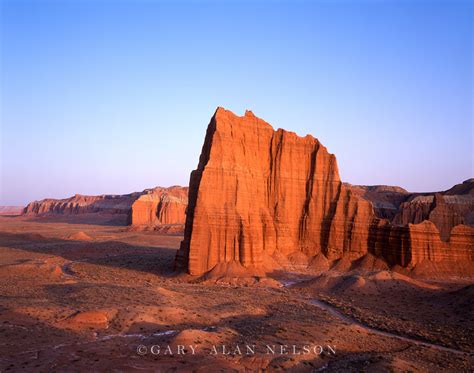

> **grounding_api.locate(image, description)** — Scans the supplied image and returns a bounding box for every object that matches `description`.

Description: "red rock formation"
[128,186,187,226]
[349,185,410,220]
[353,179,474,242]
[428,194,464,241]
[391,184,474,241]
[23,186,188,229]
[23,193,139,215]
[392,196,433,226]
[176,108,376,275]
[176,108,474,276]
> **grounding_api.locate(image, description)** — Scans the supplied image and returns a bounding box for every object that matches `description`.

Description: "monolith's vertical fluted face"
[176,108,473,276]
[175,108,374,275]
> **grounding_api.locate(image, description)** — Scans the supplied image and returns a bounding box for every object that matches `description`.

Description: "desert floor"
[0,215,472,372]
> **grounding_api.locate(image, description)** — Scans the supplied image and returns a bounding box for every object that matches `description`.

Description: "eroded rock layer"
[128,186,188,226]
[23,186,188,229]
[354,179,474,241]
[176,108,474,276]
[23,193,139,215]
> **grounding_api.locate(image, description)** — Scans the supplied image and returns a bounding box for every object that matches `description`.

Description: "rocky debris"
[308,253,330,272]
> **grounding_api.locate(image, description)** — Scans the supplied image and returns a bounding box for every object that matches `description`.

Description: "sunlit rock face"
[176,108,473,276]
[175,108,373,275]
[23,186,189,228]
[128,186,188,226]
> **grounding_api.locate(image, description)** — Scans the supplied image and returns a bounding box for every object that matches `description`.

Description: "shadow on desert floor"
[21,213,129,227]
[0,231,179,278]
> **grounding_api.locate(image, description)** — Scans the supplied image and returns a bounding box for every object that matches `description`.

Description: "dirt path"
[309,299,469,356]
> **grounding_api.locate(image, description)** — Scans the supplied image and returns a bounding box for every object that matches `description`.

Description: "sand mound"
[204,261,255,279]
[300,272,379,295]
[255,277,283,288]
[367,270,440,290]
[67,231,93,241]
[155,286,181,298]
[70,310,108,324]
[202,261,275,286]
[261,253,283,272]
[201,261,265,285]
[287,251,310,266]
[294,272,337,291]
[343,275,366,288]
[269,250,292,268]
[330,256,352,272]
[61,310,110,330]
[369,270,394,281]
[411,260,474,279]
[390,264,411,276]
[0,261,64,281]
[351,253,389,273]
[331,275,375,294]
[308,253,330,272]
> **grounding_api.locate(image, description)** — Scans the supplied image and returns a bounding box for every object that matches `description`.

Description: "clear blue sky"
[1,0,472,205]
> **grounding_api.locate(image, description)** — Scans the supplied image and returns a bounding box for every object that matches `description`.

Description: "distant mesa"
[23,192,141,216]
[0,206,24,216]
[22,186,188,232]
[175,107,474,277]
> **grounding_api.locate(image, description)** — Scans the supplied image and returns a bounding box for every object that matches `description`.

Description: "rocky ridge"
[353,179,474,241]
[23,186,188,229]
